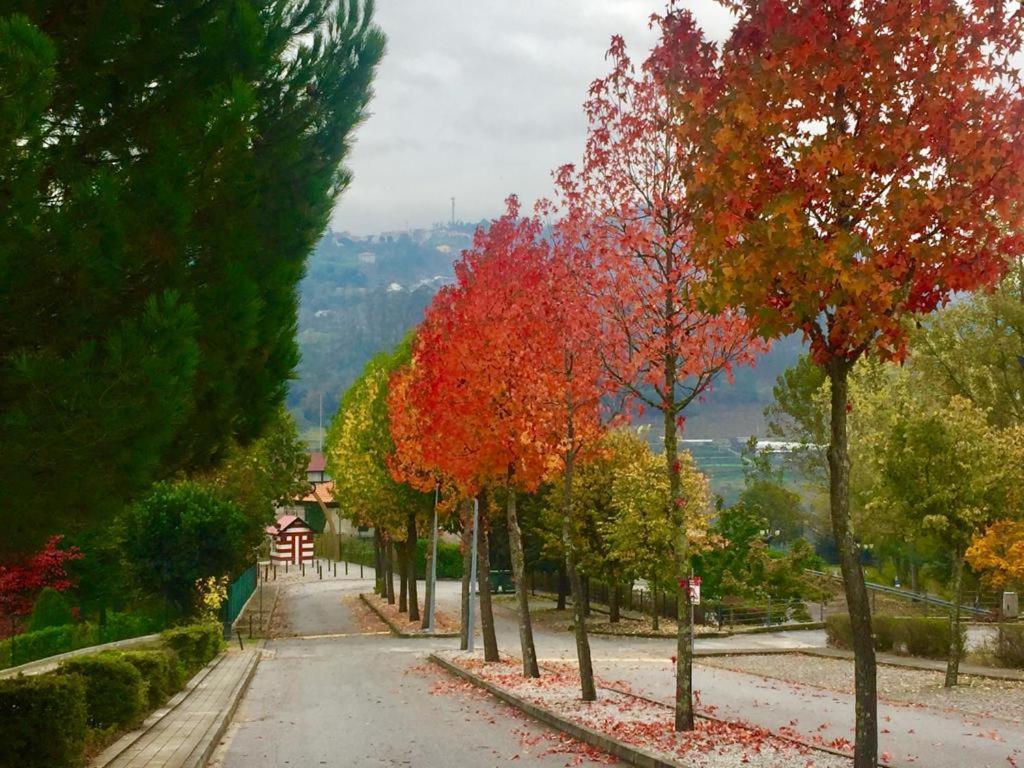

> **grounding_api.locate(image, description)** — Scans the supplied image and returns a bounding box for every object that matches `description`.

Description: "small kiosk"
[267,514,315,565]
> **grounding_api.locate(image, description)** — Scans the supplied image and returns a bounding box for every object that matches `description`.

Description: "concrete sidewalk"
[92,646,260,768]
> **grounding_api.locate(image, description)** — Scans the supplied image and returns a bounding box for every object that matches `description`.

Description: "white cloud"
[330,1,734,235]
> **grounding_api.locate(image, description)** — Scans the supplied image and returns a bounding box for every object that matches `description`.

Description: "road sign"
[678,576,701,605]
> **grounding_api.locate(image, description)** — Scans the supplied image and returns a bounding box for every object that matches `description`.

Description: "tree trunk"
[582,576,591,617]
[407,511,420,622]
[556,565,568,611]
[421,508,435,631]
[651,579,659,631]
[460,506,472,650]
[609,582,621,623]
[373,530,385,596]
[945,550,966,687]
[563,448,596,701]
[666,400,694,731]
[827,361,877,768]
[385,540,396,605]
[477,520,500,662]
[506,482,540,677]
[398,541,408,613]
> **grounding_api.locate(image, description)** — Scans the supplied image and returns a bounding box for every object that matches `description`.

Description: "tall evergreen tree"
[0,1,384,554]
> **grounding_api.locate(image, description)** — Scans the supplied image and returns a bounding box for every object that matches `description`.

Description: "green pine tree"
[0,2,384,555]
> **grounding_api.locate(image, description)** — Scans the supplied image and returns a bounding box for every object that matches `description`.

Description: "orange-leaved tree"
[556,34,764,729]
[398,198,562,677]
[656,2,1024,763]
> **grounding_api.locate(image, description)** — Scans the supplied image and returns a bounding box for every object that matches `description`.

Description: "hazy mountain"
[289,225,806,447]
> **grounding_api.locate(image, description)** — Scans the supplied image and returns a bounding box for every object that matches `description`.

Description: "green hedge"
[0,612,164,670]
[415,539,463,579]
[161,623,223,676]
[826,614,963,659]
[0,674,87,768]
[104,649,184,708]
[59,654,147,730]
[997,624,1024,668]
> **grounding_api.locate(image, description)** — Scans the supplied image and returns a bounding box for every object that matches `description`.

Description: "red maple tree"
[556,33,764,729]
[0,536,83,634]
[655,1,1024,763]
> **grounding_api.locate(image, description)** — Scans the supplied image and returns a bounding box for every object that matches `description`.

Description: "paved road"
[210,568,619,768]
[213,568,1023,768]
[431,581,1024,768]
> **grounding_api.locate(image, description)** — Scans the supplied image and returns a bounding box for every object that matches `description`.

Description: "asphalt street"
[211,565,1024,768]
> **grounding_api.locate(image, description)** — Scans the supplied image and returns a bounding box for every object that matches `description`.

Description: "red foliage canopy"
[0,535,82,626]
[655,0,1024,364]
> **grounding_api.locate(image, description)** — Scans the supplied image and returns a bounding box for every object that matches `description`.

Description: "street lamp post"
[428,483,440,632]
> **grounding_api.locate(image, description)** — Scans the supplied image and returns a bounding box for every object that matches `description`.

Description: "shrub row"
[826,614,963,659]
[0,623,221,768]
[996,624,1024,668]
[0,612,164,670]
[161,623,224,676]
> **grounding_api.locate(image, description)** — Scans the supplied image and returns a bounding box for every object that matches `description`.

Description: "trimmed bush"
[825,614,854,649]
[59,654,146,729]
[99,611,162,644]
[0,674,87,768]
[0,623,95,669]
[996,624,1024,668]
[902,617,955,659]
[826,614,964,659]
[30,588,74,632]
[161,623,224,676]
[415,539,463,579]
[104,649,183,708]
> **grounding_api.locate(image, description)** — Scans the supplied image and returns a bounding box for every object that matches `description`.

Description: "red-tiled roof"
[302,481,336,505]
[307,451,326,473]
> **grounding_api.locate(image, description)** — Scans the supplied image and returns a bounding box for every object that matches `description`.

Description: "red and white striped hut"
[266,515,315,565]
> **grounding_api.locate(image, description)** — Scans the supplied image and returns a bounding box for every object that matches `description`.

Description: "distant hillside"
[289,225,806,443]
[287,223,477,432]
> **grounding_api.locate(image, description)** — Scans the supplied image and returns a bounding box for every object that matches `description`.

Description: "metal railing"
[804,569,999,619]
[224,565,257,625]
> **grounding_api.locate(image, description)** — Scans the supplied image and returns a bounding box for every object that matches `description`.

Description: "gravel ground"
[698,653,1024,722]
[439,652,851,768]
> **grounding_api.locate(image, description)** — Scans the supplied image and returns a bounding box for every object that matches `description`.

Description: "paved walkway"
[93,647,260,768]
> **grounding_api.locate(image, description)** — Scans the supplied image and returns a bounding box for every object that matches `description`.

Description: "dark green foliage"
[29,588,73,632]
[120,482,249,611]
[415,539,463,579]
[996,624,1024,668]
[0,674,87,768]
[105,650,183,708]
[0,613,163,670]
[59,654,146,729]
[161,624,224,676]
[0,1,385,556]
[1,624,93,669]
[827,614,963,659]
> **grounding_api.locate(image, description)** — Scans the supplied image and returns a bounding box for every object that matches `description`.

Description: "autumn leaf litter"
[430,652,850,768]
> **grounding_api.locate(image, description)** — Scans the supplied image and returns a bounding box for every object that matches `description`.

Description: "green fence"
[225,565,257,625]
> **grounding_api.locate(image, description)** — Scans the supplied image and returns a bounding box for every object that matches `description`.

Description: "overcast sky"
[329,1,736,235]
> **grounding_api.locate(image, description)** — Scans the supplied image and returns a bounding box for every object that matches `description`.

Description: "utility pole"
[428,483,440,632]
[450,197,455,227]
[318,392,323,453]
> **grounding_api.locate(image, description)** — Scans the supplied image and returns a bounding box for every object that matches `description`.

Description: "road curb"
[800,647,1024,682]
[587,622,825,641]
[429,653,679,767]
[359,593,459,638]
[428,653,885,768]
